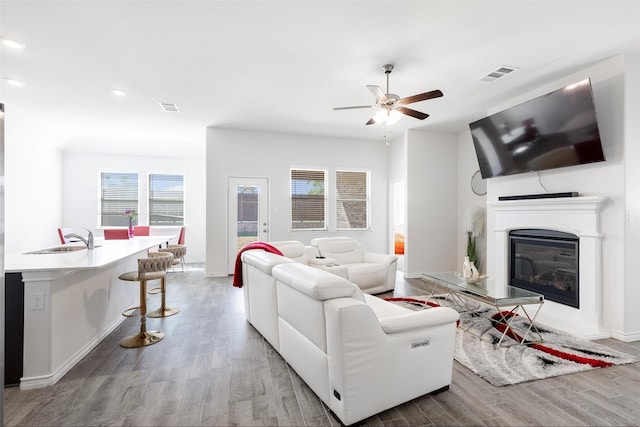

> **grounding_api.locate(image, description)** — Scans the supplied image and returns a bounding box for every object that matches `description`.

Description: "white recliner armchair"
[311,237,397,294]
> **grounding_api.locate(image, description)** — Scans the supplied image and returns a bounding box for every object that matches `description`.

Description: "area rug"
[387,295,638,386]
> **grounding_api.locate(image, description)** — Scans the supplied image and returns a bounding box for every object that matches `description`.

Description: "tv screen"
[470,79,605,179]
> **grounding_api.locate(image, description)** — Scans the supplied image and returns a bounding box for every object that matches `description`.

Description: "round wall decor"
[471,170,487,196]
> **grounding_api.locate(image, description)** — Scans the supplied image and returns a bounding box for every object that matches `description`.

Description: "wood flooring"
[5,264,640,426]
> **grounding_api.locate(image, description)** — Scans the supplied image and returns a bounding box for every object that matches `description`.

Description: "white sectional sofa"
[240,247,459,426]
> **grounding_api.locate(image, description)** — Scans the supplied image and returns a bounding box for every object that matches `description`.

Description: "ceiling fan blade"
[397,106,430,120]
[365,117,376,125]
[367,85,388,102]
[333,105,375,111]
[398,89,443,105]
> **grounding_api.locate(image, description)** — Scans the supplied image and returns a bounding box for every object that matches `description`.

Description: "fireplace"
[509,229,579,308]
[488,196,607,339]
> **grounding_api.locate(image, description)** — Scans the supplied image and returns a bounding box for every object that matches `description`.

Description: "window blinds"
[149,174,184,225]
[336,170,369,229]
[291,169,326,230]
[101,172,138,226]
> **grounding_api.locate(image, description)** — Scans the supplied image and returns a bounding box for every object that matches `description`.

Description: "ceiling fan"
[334,64,443,126]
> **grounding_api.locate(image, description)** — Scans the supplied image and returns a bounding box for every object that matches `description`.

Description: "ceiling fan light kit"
[334,63,443,126]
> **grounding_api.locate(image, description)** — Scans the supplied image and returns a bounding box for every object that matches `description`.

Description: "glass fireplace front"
[509,229,579,308]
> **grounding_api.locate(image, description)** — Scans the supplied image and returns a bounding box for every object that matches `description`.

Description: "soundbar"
[498,192,578,201]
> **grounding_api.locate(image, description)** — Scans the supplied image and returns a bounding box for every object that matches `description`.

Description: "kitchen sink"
[25,245,101,254]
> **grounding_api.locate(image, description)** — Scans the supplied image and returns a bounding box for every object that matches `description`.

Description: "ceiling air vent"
[159,102,180,112]
[479,65,518,83]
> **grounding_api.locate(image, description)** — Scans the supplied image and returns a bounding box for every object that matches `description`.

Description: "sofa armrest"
[377,307,459,334]
[363,252,398,266]
[308,257,340,267]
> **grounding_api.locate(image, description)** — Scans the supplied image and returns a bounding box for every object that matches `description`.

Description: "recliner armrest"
[308,257,340,267]
[377,307,459,334]
[363,252,398,266]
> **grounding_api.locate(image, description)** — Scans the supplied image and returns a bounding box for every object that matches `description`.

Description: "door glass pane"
[237,185,259,250]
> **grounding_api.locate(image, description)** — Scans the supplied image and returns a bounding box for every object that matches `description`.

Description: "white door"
[228,177,269,273]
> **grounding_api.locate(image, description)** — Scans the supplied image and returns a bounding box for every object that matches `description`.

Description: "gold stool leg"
[120,279,165,348]
[147,276,180,318]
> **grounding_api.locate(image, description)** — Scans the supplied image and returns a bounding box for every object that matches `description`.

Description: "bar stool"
[119,252,174,348]
[147,246,183,318]
[158,244,187,272]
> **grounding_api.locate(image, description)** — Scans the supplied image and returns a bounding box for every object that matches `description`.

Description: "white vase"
[469,261,479,280]
[462,256,472,279]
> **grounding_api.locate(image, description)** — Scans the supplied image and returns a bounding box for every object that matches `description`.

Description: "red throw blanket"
[232,242,283,288]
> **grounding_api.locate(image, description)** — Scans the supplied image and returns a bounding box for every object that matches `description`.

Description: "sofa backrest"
[311,237,365,265]
[273,262,364,351]
[269,240,319,264]
[240,250,295,351]
[273,262,365,403]
[241,249,294,275]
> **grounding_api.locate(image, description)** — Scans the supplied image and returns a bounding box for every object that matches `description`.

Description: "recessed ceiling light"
[112,89,126,96]
[1,39,25,49]
[5,78,24,86]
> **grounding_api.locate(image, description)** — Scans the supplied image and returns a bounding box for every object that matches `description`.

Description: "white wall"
[623,54,640,339]
[205,127,391,277]
[404,129,458,277]
[5,107,63,254]
[61,151,206,263]
[481,55,631,339]
[456,129,486,273]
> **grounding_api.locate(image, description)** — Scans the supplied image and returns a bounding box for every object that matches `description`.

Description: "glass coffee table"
[422,272,545,347]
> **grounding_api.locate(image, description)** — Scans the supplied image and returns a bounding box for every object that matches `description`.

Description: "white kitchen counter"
[5,235,175,272]
[6,234,177,389]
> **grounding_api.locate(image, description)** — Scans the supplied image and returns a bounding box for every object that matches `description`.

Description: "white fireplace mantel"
[487,196,608,338]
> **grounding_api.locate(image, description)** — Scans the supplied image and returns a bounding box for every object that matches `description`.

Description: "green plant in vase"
[466,230,479,268]
[464,206,484,273]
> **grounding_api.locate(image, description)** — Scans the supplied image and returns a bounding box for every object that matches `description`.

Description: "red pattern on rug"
[490,311,613,368]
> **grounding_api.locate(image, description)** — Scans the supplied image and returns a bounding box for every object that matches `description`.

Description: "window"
[100,172,138,226]
[149,174,185,225]
[336,170,370,230]
[291,169,326,230]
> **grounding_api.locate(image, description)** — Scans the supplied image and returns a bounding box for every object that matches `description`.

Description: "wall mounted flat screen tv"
[469,79,605,179]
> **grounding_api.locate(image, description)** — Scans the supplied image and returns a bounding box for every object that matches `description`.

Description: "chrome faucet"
[65,227,95,249]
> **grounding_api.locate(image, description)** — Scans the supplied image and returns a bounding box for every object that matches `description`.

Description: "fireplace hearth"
[509,229,579,308]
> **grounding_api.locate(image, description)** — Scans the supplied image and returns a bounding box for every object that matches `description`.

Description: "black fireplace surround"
[509,229,579,308]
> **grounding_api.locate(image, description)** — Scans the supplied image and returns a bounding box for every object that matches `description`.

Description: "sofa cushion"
[345,263,387,289]
[272,262,364,302]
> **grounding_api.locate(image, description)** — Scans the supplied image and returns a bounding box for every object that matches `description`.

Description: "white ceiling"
[2,1,640,157]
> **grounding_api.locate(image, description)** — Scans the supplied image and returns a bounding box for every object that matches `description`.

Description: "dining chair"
[133,225,150,236]
[104,229,130,240]
[177,226,186,245]
[57,227,74,244]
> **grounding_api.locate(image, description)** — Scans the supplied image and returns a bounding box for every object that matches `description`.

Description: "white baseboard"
[205,272,229,277]
[611,329,640,342]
